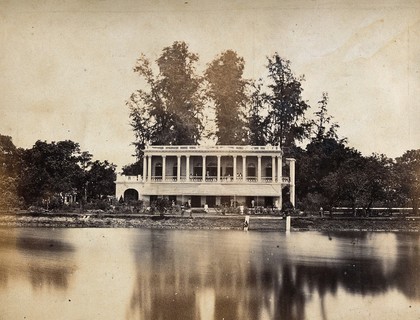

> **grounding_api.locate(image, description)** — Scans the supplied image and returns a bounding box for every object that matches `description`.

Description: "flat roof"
[144,145,282,155]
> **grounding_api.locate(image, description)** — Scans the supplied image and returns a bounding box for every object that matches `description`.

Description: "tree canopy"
[311,92,341,143]
[205,50,248,144]
[394,150,420,214]
[128,41,204,160]
[259,54,311,149]
[0,135,22,209]
[0,137,117,210]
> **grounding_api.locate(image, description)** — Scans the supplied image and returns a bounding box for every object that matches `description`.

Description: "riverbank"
[0,212,419,231]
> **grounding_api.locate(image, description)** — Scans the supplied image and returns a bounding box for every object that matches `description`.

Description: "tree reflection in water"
[127,231,420,320]
[0,228,75,290]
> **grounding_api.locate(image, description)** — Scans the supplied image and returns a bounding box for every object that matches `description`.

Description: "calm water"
[0,228,419,320]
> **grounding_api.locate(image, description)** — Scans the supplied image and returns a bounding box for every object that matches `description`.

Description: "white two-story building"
[115,145,295,209]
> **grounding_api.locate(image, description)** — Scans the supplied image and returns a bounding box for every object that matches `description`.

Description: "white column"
[186,155,190,182]
[217,155,221,182]
[148,155,152,182]
[202,155,206,182]
[271,156,276,182]
[257,156,262,182]
[233,156,237,182]
[286,158,296,208]
[177,156,181,182]
[143,156,147,182]
[162,155,166,182]
[277,155,282,210]
[242,156,247,182]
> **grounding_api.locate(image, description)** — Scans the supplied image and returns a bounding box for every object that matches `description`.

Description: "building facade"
[115,145,295,209]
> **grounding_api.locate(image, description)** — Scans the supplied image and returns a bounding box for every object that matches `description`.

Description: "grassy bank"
[0,212,419,232]
[292,217,420,232]
[0,213,282,230]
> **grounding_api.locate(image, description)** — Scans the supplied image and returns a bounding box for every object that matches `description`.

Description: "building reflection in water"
[127,231,420,320]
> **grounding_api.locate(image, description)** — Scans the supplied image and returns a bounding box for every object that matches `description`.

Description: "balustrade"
[116,175,141,182]
[146,145,281,151]
[123,174,291,184]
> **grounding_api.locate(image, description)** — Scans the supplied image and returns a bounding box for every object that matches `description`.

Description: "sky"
[1,0,419,169]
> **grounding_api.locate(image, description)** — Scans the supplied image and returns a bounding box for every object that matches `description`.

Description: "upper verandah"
[144,145,283,156]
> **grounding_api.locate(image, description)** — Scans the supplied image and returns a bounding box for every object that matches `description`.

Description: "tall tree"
[128,41,204,160]
[311,92,341,143]
[205,50,248,144]
[248,81,268,146]
[259,54,311,149]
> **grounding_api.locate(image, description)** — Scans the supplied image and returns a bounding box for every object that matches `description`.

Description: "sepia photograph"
[0,0,419,319]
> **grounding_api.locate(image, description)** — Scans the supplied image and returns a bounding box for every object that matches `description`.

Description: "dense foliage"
[0,135,116,210]
[394,150,420,215]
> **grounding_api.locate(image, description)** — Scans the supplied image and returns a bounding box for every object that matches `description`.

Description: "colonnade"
[141,154,295,185]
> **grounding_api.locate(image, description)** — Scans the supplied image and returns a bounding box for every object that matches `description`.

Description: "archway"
[124,189,139,202]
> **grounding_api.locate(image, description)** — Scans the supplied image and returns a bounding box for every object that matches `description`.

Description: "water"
[0,228,419,320]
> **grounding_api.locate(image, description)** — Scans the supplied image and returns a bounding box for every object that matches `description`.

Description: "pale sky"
[1,0,419,169]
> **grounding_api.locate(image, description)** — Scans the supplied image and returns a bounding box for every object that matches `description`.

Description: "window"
[193,163,202,176]
[265,165,272,178]
[207,162,217,177]
[155,162,162,177]
[247,163,256,177]
[225,167,233,176]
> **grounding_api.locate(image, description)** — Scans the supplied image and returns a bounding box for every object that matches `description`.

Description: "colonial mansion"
[115,145,295,209]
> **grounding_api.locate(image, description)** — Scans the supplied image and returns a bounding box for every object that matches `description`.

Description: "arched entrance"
[124,189,139,202]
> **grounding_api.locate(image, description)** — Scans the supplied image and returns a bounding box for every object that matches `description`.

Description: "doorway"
[206,196,216,207]
[191,196,201,207]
